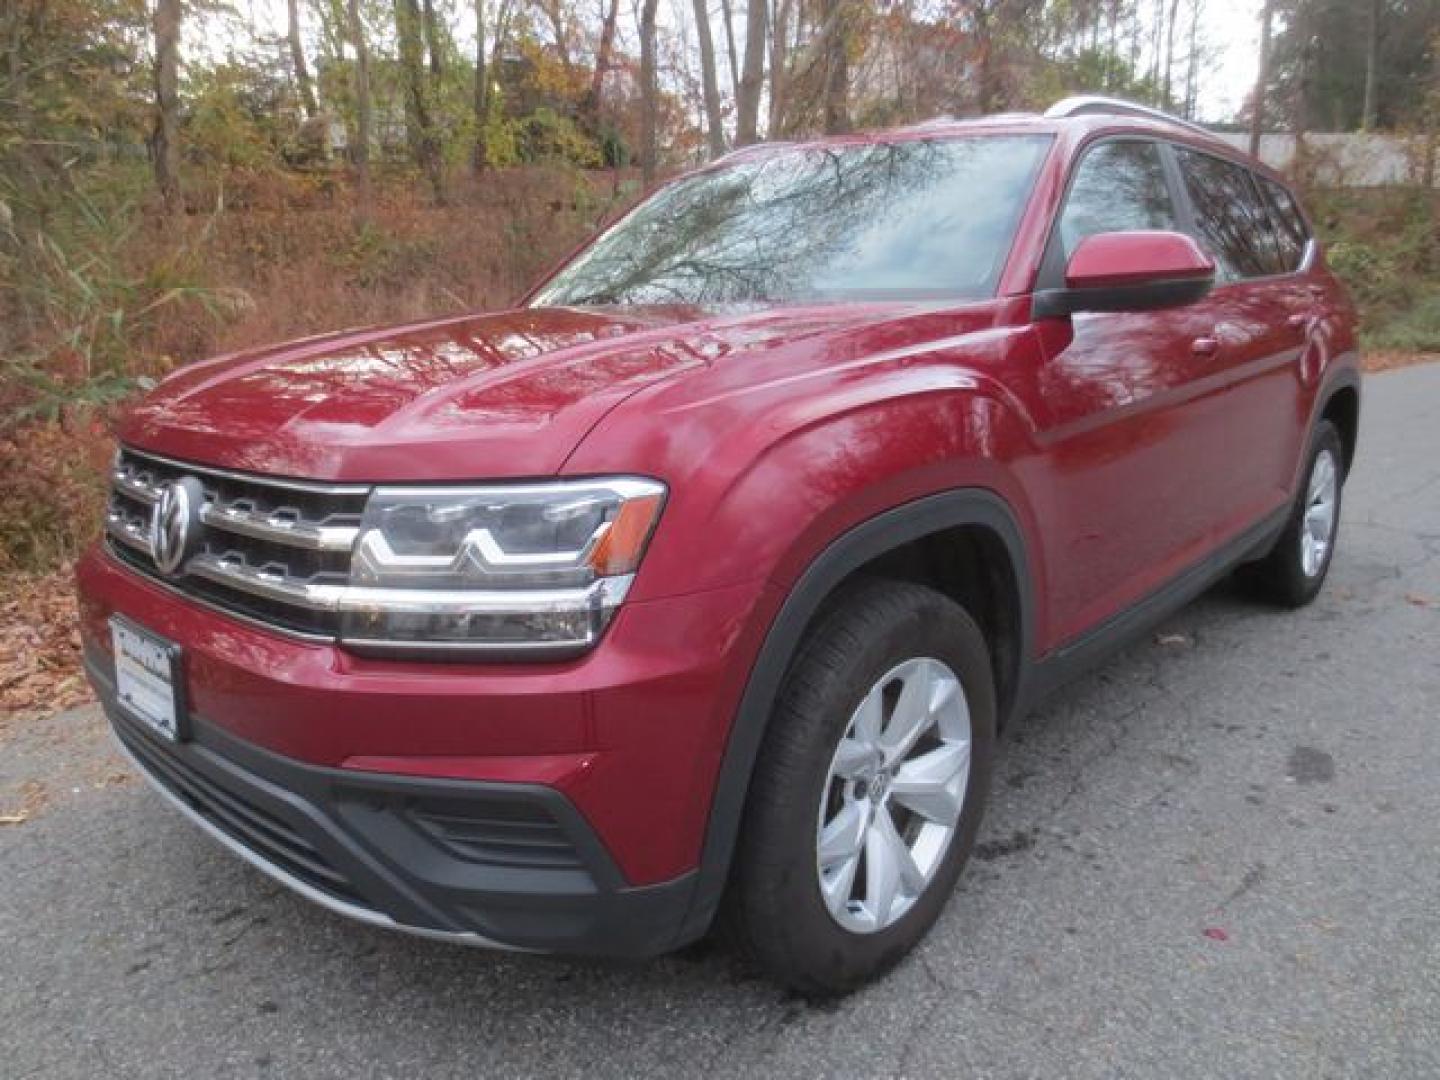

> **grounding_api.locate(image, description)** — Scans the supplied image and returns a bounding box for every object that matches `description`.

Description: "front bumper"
[89,658,697,955]
[77,543,770,955]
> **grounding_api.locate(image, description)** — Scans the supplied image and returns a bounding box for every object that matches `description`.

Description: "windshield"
[530,135,1052,307]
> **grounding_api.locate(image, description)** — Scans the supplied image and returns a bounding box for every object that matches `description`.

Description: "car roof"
[717,97,1289,188]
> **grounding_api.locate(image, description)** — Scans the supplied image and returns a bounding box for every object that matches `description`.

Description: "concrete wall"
[1211,131,1435,187]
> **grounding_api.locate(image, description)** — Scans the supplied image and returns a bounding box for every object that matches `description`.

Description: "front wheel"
[725,578,996,997]
[1239,420,1345,608]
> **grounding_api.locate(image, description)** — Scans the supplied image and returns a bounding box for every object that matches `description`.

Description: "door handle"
[1191,336,1219,357]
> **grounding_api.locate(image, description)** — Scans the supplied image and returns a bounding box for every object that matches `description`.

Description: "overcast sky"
[1196,0,1266,122]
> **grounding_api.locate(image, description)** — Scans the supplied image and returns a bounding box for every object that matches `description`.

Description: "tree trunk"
[1361,0,1380,130]
[472,0,488,172]
[287,0,320,117]
[1162,0,1180,109]
[1183,0,1201,119]
[538,0,572,70]
[821,0,847,134]
[151,0,182,214]
[719,0,742,104]
[1249,0,1272,158]
[583,0,621,125]
[975,6,997,113]
[422,0,444,80]
[1290,3,1311,185]
[474,0,514,172]
[767,0,792,136]
[1149,0,1163,88]
[735,0,767,144]
[347,0,373,218]
[394,0,445,203]
[639,0,660,185]
[692,0,726,157]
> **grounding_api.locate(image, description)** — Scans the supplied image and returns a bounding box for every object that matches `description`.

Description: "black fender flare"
[1313,363,1362,475]
[670,487,1034,946]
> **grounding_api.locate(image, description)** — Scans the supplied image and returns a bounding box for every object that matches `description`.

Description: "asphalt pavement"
[3,363,1438,1079]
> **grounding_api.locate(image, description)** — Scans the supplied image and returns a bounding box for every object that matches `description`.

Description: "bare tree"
[693,0,726,156]
[1361,0,1380,130]
[151,0,182,213]
[422,0,445,79]
[583,0,622,124]
[286,0,319,117]
[821,0,848,133]
[395,0,445,203]
[473,0,489,171]
[767,0,793,135]
[1249,0,1273,157]
[1162,0,1180,108]
[640,0,661,184]
[473,0,514,172]
[536,0,574,69]
[1183,0,1202,118]
[347,0,373,218]
[719,0,742,103]
[736,0,767,143]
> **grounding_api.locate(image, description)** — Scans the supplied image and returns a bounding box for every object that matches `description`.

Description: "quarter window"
[1176,149,1284,280]
[1256,175,1311,272]
[1056,140,1178,260]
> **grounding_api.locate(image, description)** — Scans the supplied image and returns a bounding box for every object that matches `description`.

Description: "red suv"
[77,97,1360,995]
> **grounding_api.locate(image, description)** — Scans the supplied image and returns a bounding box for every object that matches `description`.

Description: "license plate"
[111,617,187,742]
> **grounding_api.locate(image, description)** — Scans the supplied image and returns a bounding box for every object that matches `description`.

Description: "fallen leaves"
[0,567,94,734]
[0,779,50,826]
[1363,351,1440,374]
[1405,593,1434,608]
[1155,632,1192,647]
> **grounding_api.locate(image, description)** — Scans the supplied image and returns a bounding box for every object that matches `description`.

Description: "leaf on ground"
[0,783,49,823]
[1405,593,1434,608]
[1155,633,1191,647]
[0,566,94,734]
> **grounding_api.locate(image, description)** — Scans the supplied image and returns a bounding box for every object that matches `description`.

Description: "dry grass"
[124,166,631,368]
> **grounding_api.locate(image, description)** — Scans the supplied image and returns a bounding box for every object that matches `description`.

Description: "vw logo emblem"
[150,477,205,575]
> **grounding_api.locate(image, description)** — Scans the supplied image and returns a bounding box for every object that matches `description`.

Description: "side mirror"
[1033,230,1216,319]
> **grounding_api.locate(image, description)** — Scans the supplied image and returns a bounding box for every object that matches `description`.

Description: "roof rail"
[1044,95,1218,142]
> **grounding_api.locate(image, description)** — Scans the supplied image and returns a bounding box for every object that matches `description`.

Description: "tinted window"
[1257,175,1310,272]
[1176,149,1283,280]
[1057,140,1178,258]
[531,136,1051,306]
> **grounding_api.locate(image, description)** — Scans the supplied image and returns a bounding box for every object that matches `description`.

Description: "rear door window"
[1056,140,1179,260]
[1175,148,1284,280]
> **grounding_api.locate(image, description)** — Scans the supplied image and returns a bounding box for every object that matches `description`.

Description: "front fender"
[667,484,1037,946]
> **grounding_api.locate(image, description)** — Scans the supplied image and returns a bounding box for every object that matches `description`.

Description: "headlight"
[341,478,665,656]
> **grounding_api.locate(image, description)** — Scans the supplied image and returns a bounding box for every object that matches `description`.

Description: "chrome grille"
[106,448,369,638]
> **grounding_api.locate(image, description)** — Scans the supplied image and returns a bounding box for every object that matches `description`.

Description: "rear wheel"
[1239,420,1344,607]
[726,578,996,997]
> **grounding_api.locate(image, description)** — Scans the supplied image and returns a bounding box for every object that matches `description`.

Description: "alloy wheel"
[1300,448,1339,578]
[815,657,972,933]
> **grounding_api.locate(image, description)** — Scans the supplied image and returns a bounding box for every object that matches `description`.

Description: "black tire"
[725,577,996,997]
[1238,420,1345,608]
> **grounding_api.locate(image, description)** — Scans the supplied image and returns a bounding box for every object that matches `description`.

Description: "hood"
[119,305,888,482]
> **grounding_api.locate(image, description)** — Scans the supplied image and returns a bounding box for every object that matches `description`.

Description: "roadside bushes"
[1312,187,1440,351]
[0,164,625,572]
